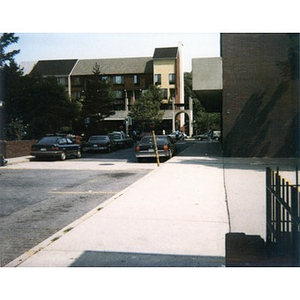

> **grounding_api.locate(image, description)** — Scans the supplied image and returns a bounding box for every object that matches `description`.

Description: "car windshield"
[140,136,168,144]
[37,137,60,145]
[89,136,107,142]
[109,134,121,139]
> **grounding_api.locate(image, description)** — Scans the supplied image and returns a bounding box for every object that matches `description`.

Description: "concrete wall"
[192,57,222,90]
[222,33,300,157]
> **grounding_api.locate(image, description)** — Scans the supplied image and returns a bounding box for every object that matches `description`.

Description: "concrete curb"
[6,156,33,165]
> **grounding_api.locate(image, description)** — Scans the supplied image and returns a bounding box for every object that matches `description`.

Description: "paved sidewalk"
[5,142,299,267]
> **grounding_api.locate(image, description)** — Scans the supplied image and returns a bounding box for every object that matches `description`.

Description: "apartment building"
[29,46,185,134]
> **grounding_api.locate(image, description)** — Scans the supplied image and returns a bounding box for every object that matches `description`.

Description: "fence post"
[291,186,299,266]
[275,168,282,254]
[266,167,271,254]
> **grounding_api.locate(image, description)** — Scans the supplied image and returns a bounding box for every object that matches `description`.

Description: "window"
[169,73,176,84]
[113,75,124,85]
[58,138,67,144]
[71,91,81,100]
[115,90,124,99]
[155,74,161,85]
[170,88,176,99]
[72,77,82,86]
[57,77,68,86]
[134,75,139,85]
[102,76,110,82]
[161,89,168,99]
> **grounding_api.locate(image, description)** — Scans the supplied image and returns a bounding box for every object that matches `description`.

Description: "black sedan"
[82,135,115,153]
[194,130,221,141]
[135,135,176,162]
[31,136,81,160]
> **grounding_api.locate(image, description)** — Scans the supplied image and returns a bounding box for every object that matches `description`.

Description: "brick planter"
[0,140,37,158]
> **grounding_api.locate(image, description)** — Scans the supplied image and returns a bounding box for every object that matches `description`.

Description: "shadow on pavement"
[70,251,225,267]
[178,141,223,157]
[172,141,299,172]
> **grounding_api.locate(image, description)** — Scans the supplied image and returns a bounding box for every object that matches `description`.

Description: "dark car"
[135,135,176,162]
[31,136,81,160]
[168,131,186,141]
[82,135,115,153]
[108,131,134,149]
[194,131,221,141]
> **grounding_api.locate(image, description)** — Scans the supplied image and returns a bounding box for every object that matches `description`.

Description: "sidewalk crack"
[222,158,232,232]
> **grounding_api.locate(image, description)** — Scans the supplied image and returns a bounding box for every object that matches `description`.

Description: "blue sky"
[14,33,221,72]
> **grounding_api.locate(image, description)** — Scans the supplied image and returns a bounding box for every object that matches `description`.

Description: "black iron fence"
[266,167,300,266]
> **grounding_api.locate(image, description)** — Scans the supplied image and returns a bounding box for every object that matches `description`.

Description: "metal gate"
[266,167,300,266]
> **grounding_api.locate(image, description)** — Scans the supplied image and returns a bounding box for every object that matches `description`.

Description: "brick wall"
[221,33,299,157]
[0,140,37,158]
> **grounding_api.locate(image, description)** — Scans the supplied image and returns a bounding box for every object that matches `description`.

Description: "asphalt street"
[0,146,154,266]
[0,141,192,266]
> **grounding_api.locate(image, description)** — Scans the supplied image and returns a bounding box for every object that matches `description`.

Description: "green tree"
[129,85,163,132]
[0,33,20,68]
[184,72,196,101]
[81,63,115,135]
[2,61,27,139]
[24,75,80,138]
[0,33,23,140]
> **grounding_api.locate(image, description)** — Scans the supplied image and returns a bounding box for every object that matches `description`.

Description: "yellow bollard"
[152,130,160,167]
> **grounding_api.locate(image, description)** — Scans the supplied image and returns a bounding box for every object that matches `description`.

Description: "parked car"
[194,131,221,141]
[31,135,82,160]
[168,131,186,141]
[0,154,7,166]
[108,131,134,148]
[82,135,115,153]
[135,135,176,162]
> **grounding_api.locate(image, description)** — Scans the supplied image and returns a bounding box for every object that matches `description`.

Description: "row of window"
[154,73,176,85]
[70,75,140,86]
[58,73,176,88]
[71,88,176,102]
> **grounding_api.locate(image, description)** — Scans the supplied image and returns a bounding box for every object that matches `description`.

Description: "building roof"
[153,47,178,59]
[30,59,78,76]
[71,57,153,76]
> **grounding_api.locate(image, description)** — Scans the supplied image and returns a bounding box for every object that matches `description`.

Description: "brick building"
[222,33,299,157]
[193,33,299,158]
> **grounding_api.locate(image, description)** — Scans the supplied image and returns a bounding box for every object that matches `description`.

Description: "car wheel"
[60,151,66,161]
